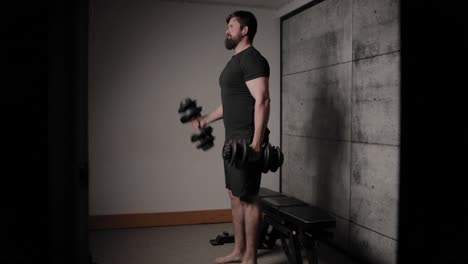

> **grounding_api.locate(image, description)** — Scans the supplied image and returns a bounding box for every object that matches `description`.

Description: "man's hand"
[191,116,207,129]
[248,141,263,161]
[191,104,223,129]
[249,141,262,153]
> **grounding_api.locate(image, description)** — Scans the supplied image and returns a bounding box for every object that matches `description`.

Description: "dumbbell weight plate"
[178,98,197,113]
[239,139,248,168]
[262,143,270,173]
[229,139,237,167]
[271,146,284,172]
[278,147,284,167]
[196,135,215,151]
[222,140,233,161]
[191,126,213,142]
[269,146,279,172]
[180,106,202,123]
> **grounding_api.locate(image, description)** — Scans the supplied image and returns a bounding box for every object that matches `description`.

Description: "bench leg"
[258,223,282,249]
[280,231,302,264]
[258,217,270,248]
[304,237,318,264]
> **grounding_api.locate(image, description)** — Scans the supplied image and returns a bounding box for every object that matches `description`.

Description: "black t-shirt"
[219,46,270,139]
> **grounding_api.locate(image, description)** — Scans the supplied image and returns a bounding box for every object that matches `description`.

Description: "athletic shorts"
[223,133,269,201]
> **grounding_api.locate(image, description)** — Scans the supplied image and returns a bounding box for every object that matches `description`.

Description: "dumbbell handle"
[222,141,263,162]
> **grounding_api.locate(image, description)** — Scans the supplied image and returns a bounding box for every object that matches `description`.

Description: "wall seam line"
[282,133,400,147]
[279,17,283,193]
[349,220,399,241]
[282,49,400,77]
[349,0,354,253]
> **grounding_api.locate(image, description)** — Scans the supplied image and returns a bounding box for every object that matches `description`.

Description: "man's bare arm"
[246,77,270,152]
[192,104,223,128]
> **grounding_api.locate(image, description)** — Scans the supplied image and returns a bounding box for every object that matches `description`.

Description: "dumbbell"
[222,138,284,173]
[191,126,214,151]
[178,98,215,151]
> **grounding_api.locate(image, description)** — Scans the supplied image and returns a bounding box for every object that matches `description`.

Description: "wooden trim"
[89,209,232,230]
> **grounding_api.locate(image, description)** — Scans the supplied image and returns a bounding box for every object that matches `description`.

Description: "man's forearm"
[203,104,223,124]
[252,99,270,145]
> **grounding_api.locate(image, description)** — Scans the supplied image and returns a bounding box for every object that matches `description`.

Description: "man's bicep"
[246,77,269,101]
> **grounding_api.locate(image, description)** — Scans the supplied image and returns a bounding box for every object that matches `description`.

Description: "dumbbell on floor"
[178,98,215,151]
[222,139,284,173]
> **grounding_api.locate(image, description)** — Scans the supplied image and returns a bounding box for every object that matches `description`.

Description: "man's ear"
[242,26,249,36]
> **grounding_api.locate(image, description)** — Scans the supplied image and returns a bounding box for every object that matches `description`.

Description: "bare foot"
[213,251,244,263]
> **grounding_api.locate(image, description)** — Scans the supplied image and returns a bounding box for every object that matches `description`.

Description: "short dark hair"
[226,11,257,42]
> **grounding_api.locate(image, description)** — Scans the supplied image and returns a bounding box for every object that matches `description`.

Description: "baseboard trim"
[89,209,232,230]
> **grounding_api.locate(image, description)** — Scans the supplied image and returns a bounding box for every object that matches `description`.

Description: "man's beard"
[224,35,240,50]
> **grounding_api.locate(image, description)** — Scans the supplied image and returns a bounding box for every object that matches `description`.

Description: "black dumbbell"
[178,98,202,123]
[263,144,284,173]
[178,98,215,151]
[222,139,284,173]
[191,126,215,151]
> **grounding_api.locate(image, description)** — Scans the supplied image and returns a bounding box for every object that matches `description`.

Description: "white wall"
[89,0,280,215]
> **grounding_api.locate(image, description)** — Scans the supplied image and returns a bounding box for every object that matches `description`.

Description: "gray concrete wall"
[281,0,399,263]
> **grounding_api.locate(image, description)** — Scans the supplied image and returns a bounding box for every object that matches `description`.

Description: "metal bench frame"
[258,188,336,264]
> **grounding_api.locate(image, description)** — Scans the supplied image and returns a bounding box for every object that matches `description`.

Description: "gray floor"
[90,223,360,264]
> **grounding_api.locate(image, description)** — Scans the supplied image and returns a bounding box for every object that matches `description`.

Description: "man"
[192,10,270,264]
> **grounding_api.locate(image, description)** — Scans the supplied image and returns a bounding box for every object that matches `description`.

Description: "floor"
[90,222,361,264]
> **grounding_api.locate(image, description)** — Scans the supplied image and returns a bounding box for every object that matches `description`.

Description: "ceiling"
[161,0,294,10]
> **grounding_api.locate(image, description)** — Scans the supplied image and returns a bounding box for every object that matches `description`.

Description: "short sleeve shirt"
[219,46,270,139]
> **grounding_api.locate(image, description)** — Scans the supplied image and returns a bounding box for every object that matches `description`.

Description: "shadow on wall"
[304,67,346,213]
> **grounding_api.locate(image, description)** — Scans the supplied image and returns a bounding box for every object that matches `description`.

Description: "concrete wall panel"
[353,0,400,60]
[352,52,400,145]
[282,0,400,261]
[282,135,350,219]
[282,0,352,74]
[350,223,397,264]
[283,63,352,140]
[350,142,399,238]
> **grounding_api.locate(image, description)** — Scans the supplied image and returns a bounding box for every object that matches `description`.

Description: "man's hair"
[226,11,257,42]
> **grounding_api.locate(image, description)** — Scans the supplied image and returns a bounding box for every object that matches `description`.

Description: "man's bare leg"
[241,195,260,264]
[213,191,245,263]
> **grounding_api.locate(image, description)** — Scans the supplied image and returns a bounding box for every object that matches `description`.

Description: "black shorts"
[223,132,269,200]
[224,156,262,200]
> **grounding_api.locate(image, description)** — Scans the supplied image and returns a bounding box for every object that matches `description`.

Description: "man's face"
[225,17,243,50]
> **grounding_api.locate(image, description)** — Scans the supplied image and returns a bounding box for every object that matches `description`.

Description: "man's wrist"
[202,115,209,125]
[250,137,262,150]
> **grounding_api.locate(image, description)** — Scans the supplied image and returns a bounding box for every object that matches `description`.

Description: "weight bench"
[210,187,336,264]
[258,188,336,264]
